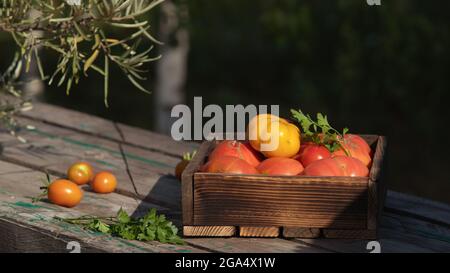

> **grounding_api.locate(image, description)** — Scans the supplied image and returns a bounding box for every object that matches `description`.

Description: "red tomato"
[296,142,314,156]
[343,134,371,155]
[257,157,304,176]
[209,140,262,167]
[304,156,369,177]
[295,144,331,167]
[202,156,259,175]
[333,142,372,167]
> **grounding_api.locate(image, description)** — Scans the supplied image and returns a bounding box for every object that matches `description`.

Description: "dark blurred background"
[1,0,449,204]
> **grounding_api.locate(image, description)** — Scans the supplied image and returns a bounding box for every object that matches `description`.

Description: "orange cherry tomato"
[248,114,301,158]
[67,162,94,185]
[91,171,117,194]
[47,179,83,208]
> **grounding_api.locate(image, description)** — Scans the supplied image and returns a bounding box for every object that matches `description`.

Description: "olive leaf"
[0,0,164,110]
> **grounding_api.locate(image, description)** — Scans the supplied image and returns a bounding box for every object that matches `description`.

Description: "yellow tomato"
[248,114,301,158]
[67,162,94,185]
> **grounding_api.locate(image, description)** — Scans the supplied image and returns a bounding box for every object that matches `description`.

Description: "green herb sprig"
[31,172,52,203]
[290,109,349,153]
[55,208,184,245]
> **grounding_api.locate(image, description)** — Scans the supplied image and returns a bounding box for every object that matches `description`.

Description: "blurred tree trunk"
[154,0,190,135]
[21,9,44,101]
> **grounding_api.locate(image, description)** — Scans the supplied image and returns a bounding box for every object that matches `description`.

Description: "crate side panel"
[193,175,369,228]
[181,141,215,225]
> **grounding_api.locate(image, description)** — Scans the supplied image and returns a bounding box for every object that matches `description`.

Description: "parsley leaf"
[290,109,350,153]
[117,208,130,224]
[55,208,184,245]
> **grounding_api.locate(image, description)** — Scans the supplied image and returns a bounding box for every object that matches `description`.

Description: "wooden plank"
[385,191,450,227]
[0,160,321,253]
[297,211,450,253]
[183,226,235,237]
[369,136,387,182]
[0,161,203,253]
[322,229,376,239]
[367,179,378,231]
[239,227,279,237]
[283,228,321,238]
[0,117,183,209]
[367,136,386,233]
[20,102,121,140]
[20,102,197,157]
[0,217,103,253]
[185,237,331,253]
[193,173,368,228]
[360,135,379,147]
[297,237,431,253]
[181,141,214,225]
[380,212,450,253]
[0,118,136,195]
[117,144,182,209]
[117,123,198,157]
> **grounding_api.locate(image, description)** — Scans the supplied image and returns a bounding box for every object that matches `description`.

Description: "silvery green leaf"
[65,0,81,6]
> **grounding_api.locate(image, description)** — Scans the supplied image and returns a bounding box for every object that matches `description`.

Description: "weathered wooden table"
[0,102,449,253]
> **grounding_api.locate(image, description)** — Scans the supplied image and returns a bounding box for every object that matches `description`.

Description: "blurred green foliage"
[1,0,449,203]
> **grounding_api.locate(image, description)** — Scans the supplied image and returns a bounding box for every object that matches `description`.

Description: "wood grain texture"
[360,134,379,147]
[385,191,450,227]
[20,102,121,140]
[239,227,279,237]
[183,226,236,237]
[283,228,321,238]
[0,116,182,209]
[116,123,198,157]
[181,141,215,225]
[322,229,377,239]
[367,179,378,231]
[368,136,387,233]
[193,173,368,228]
[369,136,387,182]
[186,237,330,253]
[0,218,103,253]
[299,211,450,253]
[0,161,202,253]
[20,102,197,157]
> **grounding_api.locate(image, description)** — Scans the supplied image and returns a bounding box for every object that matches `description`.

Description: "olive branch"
[0,0,165,108]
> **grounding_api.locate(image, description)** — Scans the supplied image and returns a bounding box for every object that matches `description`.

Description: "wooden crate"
[181,135,387,239]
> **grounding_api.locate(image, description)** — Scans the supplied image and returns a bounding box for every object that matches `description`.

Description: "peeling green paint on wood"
[11,201,45,209]
[28,128,175,169]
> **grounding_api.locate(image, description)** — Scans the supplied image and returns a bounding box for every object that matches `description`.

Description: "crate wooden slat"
[239,227,280,237]
[182,135,387,239]
[183,226,236,237]
[283,228,321,238]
